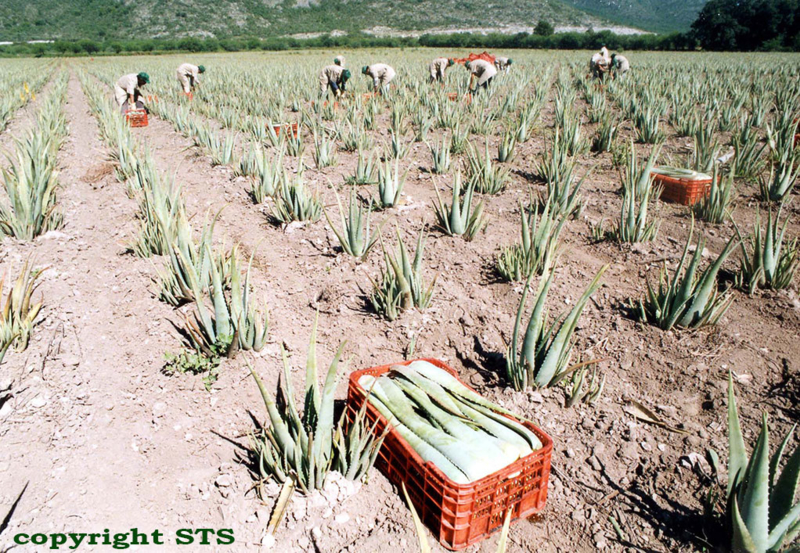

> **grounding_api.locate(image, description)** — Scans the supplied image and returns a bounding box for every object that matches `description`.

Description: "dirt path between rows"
[0,73,256,547]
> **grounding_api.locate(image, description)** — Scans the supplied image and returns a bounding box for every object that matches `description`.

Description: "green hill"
[561,0,706,32]
[0,0,703,41]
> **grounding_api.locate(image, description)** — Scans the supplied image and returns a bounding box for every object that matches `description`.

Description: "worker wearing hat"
[465,59,497,94]
[429,57,455,83]
[115,72,149,112]
[334,55,346,67]
[177,63,205,94]
[362,63,396,95]
[319,64,351,97]
[590,47,612,80]
[494,57,513,72]
[611,53,630,79]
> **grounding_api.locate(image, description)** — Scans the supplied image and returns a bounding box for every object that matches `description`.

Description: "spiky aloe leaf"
[728,374,749,498]
[737,414,771,551]
[535,265,607,387]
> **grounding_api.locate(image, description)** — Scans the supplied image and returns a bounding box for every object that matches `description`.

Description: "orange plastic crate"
[652,172,712,206]
[270,122,299,139]
[447,92,472,105]
[311,100,340,110]
[125,109,148,128]
[347,358,553,551]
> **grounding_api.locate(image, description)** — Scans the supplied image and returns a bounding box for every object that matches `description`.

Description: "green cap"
[508,59,513,65]
[342,69,351,80]
[448,58,455,66]
[137,72,150,84]
[464,61,471,69]
[334,58,342,66]
[361,65,369,74]
[198,65,206,73]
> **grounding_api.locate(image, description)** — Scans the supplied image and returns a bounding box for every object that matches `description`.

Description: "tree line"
[0,29,693,58]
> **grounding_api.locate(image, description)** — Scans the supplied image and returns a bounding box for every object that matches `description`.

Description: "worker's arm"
[468,73,477,92]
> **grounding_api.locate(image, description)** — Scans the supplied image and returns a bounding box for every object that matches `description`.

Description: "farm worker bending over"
[362,63,396,95]
[495,57,513,71]
[466,59,497,94]
[176,63,205,93]
[334,55,346,67]
[590,52,609,80]
[115,72,149,112]
[429,57,454,83]
[319,65,351,97]
[611,54,630,79]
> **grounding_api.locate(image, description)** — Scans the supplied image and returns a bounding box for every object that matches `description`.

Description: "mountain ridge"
[0,0,703,42]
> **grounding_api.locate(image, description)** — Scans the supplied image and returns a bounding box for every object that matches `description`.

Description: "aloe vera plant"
[429,136,452,174]
[0,81,68,241]
[497,129,517,163]
[129,162,186,258]
[694,163,735,225]
[157,211,231,307]
[636,222,737,330]
[633,104,665,144]
[466,140,509,195]
[344,149,378,185]
[271,173,322,224]
[249,146,284,203]
[182,245,269,357]
[370,229,436,321]
[432,172,487,241]
[611,142,661,243]
[388,129,410,160]
[210,133,237,166]
[721,373,800,553]
[332,393,388,482]
[0,259,44,363]
[312,130,338,169]
[733,205,798,295]
[249,318,347,493]
[692,121,720,174]
[376,158,407,209]
[733,120,766,181]
[591,112,619,153]
[759,148,799,202]
[505,265,607,391]
[324,187,384,260]
[496,202,566,282]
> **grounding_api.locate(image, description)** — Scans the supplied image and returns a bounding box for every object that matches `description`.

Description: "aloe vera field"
[1,49,799,552]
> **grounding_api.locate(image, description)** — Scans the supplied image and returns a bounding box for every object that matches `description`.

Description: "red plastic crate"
[270,122,299,139]
[125,109,148,128]
[652,172,712,206]
[311,100,340,110]
[347,358,553,551]
[447,92,472,105]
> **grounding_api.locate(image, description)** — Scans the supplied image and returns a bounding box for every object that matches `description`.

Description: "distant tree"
[534,20,554,36]
[691,0,800,50]
[79,39,99,54]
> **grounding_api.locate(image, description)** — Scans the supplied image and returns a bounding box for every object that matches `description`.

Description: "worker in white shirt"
[114,72,149,112]
[362,63,396,95]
